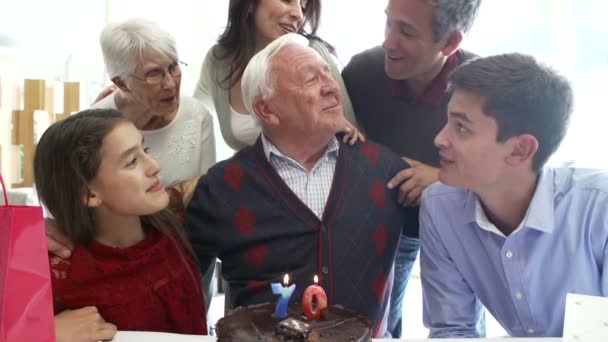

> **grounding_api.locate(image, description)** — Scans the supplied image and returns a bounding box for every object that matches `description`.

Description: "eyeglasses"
[128,61,187,85]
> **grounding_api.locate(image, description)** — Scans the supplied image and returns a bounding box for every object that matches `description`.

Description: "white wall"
[1,0,608,168]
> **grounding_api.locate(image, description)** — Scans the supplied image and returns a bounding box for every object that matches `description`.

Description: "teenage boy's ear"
[505,134,539,167]
[252,98,280,126]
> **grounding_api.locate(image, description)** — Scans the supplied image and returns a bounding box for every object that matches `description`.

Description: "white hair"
[241,33,310,121]
[100,18,178,79]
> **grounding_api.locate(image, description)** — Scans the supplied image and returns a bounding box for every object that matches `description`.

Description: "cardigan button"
[322,266,329,274]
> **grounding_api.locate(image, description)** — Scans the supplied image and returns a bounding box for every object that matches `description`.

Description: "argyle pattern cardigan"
[185,137,417,337]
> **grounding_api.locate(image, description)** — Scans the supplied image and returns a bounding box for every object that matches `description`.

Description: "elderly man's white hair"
[241,33,310,121]
[100,18,178,79]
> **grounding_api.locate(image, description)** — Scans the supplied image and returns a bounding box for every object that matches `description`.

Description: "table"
[113,331,564,341]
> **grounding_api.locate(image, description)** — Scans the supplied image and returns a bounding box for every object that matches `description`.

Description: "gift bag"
[0,174,55,342]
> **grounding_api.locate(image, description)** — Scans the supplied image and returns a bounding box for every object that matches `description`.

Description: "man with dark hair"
[421,53,608,337]
[342,0,481,337]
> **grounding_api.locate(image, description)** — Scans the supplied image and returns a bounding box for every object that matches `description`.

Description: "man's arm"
[183,175,220,274]
[420,190,484,338]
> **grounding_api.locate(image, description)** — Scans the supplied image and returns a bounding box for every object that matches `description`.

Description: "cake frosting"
[216,302,372,341]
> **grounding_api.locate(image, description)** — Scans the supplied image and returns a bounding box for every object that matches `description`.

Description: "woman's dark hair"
[215,0,325,88]
[34,109,196,262]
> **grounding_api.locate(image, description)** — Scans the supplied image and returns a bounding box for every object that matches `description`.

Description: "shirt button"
[506,250,513,258]
[528,328,535,334]
[322,266,329,274]
[515,292,523,300]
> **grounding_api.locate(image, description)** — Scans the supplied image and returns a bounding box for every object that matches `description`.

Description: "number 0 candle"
[302,275,328,320]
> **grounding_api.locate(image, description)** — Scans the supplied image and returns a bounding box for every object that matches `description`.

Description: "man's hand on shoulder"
[387,157,439,206]
[341,123,366,146]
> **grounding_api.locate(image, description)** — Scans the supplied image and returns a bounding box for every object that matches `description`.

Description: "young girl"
[34,109,207,334]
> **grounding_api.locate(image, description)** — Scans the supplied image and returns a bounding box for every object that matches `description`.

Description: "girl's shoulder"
[49,254,72,286]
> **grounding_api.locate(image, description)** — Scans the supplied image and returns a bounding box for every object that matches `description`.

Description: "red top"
[50,228,207,335]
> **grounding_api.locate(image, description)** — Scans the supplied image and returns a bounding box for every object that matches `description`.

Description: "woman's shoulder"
[199,44,232,91]
[203,44,231,67]
[179,95,210,111]
[178,96,213,122]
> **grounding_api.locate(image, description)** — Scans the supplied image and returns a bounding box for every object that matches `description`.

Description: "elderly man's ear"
[253,99,280,126]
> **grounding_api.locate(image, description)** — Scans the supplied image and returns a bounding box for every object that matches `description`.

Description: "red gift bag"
[0,174,55,342]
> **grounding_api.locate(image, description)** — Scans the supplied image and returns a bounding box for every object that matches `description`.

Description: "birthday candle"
[271,274,296,319]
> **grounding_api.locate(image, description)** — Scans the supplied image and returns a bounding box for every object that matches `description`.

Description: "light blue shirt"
[420,164,608,337]
[261,135,338,219]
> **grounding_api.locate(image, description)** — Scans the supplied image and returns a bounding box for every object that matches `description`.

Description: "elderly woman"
[93,18,215,191]
[48,18,216,334]
[194,0,362,151]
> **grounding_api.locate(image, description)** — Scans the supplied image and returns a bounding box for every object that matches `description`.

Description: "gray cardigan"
[193,38,359,151]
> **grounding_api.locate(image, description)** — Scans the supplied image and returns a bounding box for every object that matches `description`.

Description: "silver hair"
[99,18,178,79]
[423,0,481,41]
[241,33,310,122]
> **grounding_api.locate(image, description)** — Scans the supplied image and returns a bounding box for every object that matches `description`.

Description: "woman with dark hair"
[194,0,361,150]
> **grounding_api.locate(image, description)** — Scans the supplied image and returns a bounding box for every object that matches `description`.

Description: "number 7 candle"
[271,274,296,319]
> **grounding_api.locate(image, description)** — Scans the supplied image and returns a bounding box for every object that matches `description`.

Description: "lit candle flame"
[283,274,289,286]
[314,275,319,284]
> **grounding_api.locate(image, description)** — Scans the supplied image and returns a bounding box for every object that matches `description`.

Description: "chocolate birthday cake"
[216,302,372,341]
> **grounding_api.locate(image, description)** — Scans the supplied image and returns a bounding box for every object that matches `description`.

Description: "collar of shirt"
[391,51,461,105]
[465,167,556,238]
[260,134,340,172]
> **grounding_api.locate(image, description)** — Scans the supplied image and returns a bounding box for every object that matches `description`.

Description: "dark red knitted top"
[50,228,207,335]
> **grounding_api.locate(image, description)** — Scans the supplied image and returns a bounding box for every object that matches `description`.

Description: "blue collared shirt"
[420,164,608,337]
[261,134,339,219]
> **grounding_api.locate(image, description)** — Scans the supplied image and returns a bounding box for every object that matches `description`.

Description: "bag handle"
[0,173,8,206]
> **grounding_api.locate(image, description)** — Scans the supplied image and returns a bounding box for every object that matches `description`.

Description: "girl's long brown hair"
[34,109,196,266]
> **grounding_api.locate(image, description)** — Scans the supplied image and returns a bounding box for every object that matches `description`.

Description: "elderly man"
[184,33,418,338]
[342,1,481,337]
[420,53,608,337]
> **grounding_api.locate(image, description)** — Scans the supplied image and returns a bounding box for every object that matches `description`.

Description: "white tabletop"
[113,331,564,341]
